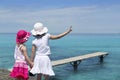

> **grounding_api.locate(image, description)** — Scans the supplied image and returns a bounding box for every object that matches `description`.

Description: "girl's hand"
[30,62,34,68]
[68,26,72,32]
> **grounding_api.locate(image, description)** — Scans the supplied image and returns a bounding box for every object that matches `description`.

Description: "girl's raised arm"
[50,26,72,39]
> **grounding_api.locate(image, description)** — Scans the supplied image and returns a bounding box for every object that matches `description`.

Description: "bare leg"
[37,73,42,80]
[44,75,49,80]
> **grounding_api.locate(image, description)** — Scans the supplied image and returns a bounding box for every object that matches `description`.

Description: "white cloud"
[0,9,10,14]
[0,6,96,22]
[0,5,120,33]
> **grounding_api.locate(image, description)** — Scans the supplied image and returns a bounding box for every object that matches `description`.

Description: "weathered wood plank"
[52,52,108,66]
[9,52,108,72]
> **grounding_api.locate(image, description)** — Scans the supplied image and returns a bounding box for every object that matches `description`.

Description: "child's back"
[10,30,33,80]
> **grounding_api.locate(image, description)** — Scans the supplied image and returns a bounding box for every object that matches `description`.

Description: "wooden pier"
[9,52,108,72]
[51,52,108,71]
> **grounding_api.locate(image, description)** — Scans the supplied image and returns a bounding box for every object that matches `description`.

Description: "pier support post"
[70,60,81,71]
[99,55,104,63]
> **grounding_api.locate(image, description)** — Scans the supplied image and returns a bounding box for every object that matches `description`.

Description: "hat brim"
[16,32,30,43]
[31,27,48,35]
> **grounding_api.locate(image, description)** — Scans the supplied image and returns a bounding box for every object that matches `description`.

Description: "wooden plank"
[52,52,108,66]
[8,52,108,72]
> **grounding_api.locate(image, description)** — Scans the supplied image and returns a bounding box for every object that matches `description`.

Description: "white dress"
[30,33,55,76]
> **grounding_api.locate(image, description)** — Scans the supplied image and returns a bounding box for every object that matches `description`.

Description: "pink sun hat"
[16,30,31,43]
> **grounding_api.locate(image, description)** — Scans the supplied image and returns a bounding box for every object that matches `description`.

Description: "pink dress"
[10,45,28,80]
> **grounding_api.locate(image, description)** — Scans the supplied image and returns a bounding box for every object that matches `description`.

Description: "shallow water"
[0,33,120,80]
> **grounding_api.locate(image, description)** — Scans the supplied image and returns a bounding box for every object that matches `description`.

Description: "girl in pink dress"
[10,30,33,80]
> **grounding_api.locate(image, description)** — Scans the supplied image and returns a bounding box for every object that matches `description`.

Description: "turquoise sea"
[0,33,120,80]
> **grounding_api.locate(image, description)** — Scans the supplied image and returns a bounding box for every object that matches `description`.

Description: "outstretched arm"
[50,26,72,39]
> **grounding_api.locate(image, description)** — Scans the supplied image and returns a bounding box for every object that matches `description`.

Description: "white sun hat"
[31,22,48,35]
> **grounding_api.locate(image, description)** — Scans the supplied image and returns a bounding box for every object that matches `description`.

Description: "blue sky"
[0,0,120,33]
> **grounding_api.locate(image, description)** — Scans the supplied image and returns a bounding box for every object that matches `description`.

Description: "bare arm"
[30,45,36,62]
[50,26,72,39]
[21,45,33,67]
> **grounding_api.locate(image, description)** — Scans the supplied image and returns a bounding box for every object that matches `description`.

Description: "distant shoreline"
[1,32,120,35]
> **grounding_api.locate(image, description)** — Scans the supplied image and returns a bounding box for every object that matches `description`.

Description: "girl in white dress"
[30,22,72,80]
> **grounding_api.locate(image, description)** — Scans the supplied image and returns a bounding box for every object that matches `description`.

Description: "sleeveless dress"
[10,45,29,80]
[30,33,55,76]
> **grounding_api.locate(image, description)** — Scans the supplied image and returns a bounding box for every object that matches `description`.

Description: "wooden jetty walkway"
[51,52,108,71]
[9,52,108,72]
